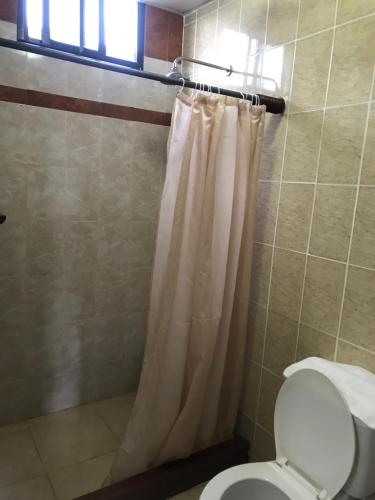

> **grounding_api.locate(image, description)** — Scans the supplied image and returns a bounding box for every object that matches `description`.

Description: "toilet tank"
[342,415,375,499]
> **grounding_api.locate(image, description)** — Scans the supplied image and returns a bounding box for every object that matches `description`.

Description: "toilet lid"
[274,369,355,500]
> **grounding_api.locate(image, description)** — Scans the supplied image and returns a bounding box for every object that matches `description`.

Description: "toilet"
[201,368,375,500]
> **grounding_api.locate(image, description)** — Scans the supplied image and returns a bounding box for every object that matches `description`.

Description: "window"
[18,0,145,69]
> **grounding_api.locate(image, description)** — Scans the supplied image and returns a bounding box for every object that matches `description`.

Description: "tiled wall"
[183,0,375,459]
[0,4,182,424]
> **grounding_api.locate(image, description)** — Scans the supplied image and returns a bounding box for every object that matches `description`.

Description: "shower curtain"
[108,92,265,482]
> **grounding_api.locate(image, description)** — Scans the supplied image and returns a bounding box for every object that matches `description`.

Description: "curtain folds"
[108,93,265,483]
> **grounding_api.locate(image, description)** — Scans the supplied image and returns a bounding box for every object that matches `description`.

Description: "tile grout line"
[257,179,375,188]
[253,0,301,442]
[293,0,339,362]
[333,63,375,361]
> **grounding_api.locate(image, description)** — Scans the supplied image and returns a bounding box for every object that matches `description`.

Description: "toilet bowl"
[201,369,375,500]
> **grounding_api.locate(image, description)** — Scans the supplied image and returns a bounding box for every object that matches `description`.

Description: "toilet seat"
[201,369,356,500]
[200,462,318,500]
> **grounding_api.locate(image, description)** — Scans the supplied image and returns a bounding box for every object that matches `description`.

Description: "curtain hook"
[178,77,186,95]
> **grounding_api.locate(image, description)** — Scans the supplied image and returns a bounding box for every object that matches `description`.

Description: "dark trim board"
[77,436,249,500]
[0,85,172,126]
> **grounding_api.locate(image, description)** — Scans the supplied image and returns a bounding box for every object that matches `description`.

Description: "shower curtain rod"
[0,38,285,114]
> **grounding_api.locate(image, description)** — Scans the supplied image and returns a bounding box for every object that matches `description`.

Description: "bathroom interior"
[0,0,374,499]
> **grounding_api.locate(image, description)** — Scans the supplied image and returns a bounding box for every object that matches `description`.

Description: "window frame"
[17,0,145,70]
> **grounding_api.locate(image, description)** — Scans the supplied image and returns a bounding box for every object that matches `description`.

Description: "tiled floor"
[168,483,207,500]
[0,393,135,500]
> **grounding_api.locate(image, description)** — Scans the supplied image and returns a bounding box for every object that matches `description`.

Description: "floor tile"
[0,430,44,488]
[91,393,136,439]
[168,483,207,500]
[48,453,115,500]
[0,421,28,439]
[0,476,56,500]
[30,406,118,472]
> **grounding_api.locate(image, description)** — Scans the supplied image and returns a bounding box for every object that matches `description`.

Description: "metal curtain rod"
[0,38,285,114]
[169,56,280,92]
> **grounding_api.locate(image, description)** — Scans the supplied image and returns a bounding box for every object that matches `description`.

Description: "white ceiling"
[146,0,208,14]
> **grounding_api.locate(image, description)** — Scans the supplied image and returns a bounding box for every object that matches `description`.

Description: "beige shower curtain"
[108,93,265,483]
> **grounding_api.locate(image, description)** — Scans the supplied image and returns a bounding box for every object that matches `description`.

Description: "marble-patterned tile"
[66,112,101,169]
[26,219,65,277]
[251,424,276,462]
[124,221,157,265]
[259,115,287,180]
[0,20,17,40]
[296,324,336,361]
[182,22,196,72]
[65,168,98,221]
[340,266,375,353]
[0,430,44,488]
[61,221,98,275]
[123,311,148,360]
[0,218,26,278]
[91,393,136,440]
[0,103,30,166]
[337,0,375,24]
[362,103,375,185]
[240,362,261,421]
[257,369,283,434]
[318,105,368,183]
[283,111,323,182]
[30,406,118,473]
[65,62,104,102]
[0,476,56,500]
[336,341,375,374]
[49,453,115,500]
[246,302,267,364]
[197,1,218,18]
[309,185,356,261]
[235,413,254,442]
[275,183,314,252]
[254,181,280,244]
[26,274,66,325]
[262,43,295,98]
[0,164,27,218]
[195,11,218,66]
[263,311,298,375]
[0,274,28,329]
[94,266,127,317]
[327,16,375,106]
[291,31,333,112]
[269,248,305,321]
[0,325,33,386]
[25,106,66,167]
[63,271,96,321]
[125,265,152,311]
[350,187,375,269]
[27,167,66,220]
[301,256,346,335]
[240,0,268,56]
[298,0,336,37]
[0,47,28,88]
[0,421,28,439]
[27,53,68,95]
[266,0,299,46]
[250,243,273,307]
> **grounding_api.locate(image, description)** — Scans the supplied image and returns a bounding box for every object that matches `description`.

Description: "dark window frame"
[17,0,145,70]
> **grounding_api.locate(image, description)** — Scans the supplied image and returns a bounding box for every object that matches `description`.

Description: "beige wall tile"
[66,113,101,169]
[298,0,336,37]
[362,103,375,185]
[318,105,368,183]
[296,324,336,361]
[240,362,261,421]
[291,31,333,111]
[336,341,375,373]
[269,248,305,320]
[259,115,287,180]
[250,243,272,306]
[254,181,280,244]
[276,183,314,252]
[240,0,268,56]
[351,187,375,269]
[266,0,299,46]
[251,424,276,461]
[327,16,375,106]
[197,1,218,17]
[257,369,283,434]
[195,12,218,64]
[337,0,375,24]
[340,266,375,352]
[27,167,66,220]
[301,256,346,335]
[263,311,298,375]
[235,413,254,442]
[283,111,323,182]
[247,302,267,363]
[310,185,356,261]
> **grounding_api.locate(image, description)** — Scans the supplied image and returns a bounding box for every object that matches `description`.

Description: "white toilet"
[201,368,375,500]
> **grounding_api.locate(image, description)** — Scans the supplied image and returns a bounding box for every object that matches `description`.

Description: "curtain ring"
[178,77,186,95]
